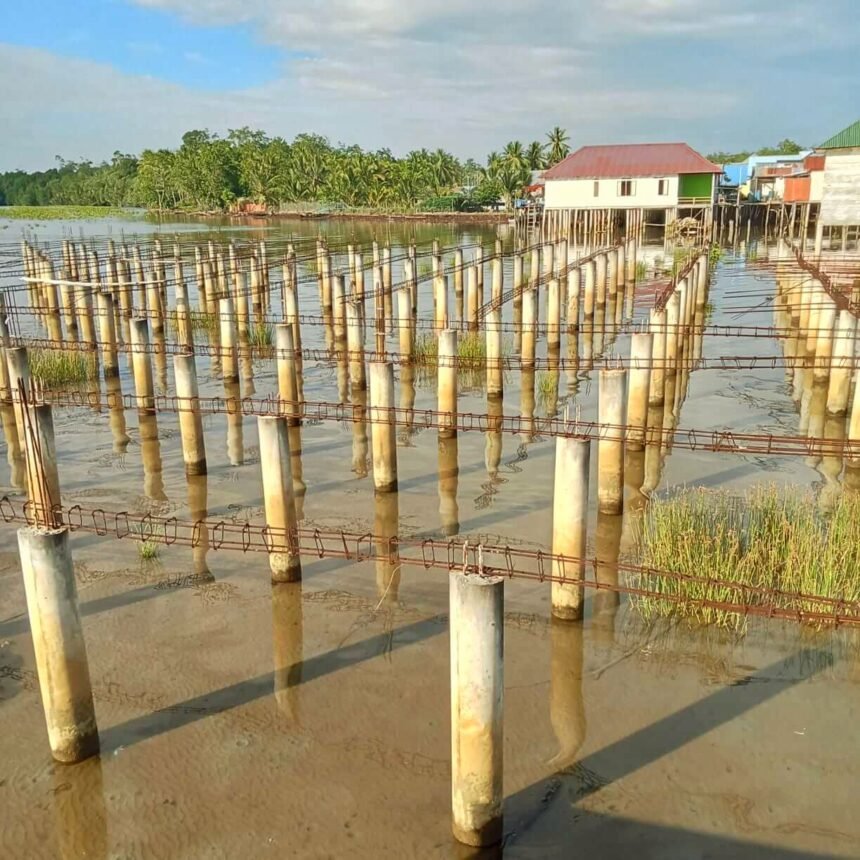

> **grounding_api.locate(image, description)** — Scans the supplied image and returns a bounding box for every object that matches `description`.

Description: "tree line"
[705,138,805,165]
[0,127,572,213]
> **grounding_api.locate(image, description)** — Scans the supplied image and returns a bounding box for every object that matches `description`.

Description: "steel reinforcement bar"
[1,496,857,627]
[26,389,860,459]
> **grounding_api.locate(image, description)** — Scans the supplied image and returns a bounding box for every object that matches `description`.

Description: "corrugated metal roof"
[819,119,860,150]
[543,143,721,180]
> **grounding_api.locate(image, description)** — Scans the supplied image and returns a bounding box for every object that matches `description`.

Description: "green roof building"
[819,119,860,152]
[817,119,860,230]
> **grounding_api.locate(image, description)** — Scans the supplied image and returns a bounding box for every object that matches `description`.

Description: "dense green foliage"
[706,138,804,165]
[0,126,572,214]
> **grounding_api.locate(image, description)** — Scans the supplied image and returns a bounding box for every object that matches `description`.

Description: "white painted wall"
[809,170,824,203]
[820,153,860,224]
[544,175,679,209]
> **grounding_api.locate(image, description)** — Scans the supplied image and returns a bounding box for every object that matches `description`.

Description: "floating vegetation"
[30,349,97,388]
[0,205,141,221]
[633,486,860,631]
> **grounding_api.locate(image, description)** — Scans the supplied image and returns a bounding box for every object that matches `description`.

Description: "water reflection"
[804,381,828,470]
[152,326,168,395]
[374,491,401,606]
[819,414,845,513]
[438,435,459,536]
[224,380,244,467]
[548,618,586,770]
[484,396,503,488]
[50,757,107,860]
[105,374,129,454]
[272,581,303,723]
[352,386,369,479]
[186,473,212,581]
[287,424,307,522]
[520,368,535,444]
[622,448,648,555]
[591,512,622,646]
[398,363,416,446]
[0,401,25,488]
[139,411,166,503]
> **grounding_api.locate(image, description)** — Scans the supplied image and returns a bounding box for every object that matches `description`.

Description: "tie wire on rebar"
[1,495,857,628]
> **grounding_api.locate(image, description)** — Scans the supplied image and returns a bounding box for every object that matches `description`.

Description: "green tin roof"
[820,119,860,149]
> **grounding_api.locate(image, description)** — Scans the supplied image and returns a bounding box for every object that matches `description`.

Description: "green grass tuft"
[536,370,559,412]
[138,540,159,560]
[131,523,162,560]
[411,330,493,391]
[632,486,860,631]
[248,322,274,349]
[30,349,97,388]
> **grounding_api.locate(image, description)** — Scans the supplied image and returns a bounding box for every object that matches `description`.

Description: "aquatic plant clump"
[248,322,274,349]
[0,206,140,221]
[167,309,218,338]
[536,370,560,413]
[632,486,860,631]
[30,349,98,388]
[411,331,491,391]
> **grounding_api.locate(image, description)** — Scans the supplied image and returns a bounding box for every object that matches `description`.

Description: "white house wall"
[544,175,679,209]
[820,153,860,225]
[810,170,824,203]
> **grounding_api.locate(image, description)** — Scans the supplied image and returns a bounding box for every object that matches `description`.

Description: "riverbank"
[219,209,510,225]
[1,205,511,226]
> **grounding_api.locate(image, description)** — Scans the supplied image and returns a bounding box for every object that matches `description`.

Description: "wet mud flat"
[1,535,858,859]
[0,219,858,857]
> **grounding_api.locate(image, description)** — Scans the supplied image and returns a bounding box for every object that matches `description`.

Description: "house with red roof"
[541,142,721,243]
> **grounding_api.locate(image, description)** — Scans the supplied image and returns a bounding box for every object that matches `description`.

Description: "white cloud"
[1,0,856,169]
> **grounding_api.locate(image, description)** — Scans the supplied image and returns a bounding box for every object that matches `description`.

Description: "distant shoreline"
[229,210,510,225]
[0,205,511,225]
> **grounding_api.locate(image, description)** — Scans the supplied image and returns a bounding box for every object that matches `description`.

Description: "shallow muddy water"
[0,215,858,858]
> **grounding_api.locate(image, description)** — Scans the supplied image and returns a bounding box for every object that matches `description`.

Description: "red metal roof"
[544,143,721,180]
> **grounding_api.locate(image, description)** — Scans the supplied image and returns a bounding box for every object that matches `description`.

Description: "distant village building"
[817,119,860,229]
[541,142,720,245]
[721,153,811,202]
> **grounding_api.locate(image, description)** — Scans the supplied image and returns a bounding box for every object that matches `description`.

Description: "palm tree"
[525,141,545,170]
[503,141,527,172]
[545,126,571,166]
[496,162,531,211]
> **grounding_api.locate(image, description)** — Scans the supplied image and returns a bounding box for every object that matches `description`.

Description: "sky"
[1,0,858,171]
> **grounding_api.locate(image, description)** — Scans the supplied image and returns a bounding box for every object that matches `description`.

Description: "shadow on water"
[501,646,834,858]
[98,613,446,752]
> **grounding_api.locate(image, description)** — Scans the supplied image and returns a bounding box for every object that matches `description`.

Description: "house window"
[619,180,635,197]
[593,180,599,197]
[658,179,669,196]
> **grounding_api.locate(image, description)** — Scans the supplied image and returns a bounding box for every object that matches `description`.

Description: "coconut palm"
[495,162,531,211]
[526,141,546,170]
[502,141,527,172]
[545,126,571,166]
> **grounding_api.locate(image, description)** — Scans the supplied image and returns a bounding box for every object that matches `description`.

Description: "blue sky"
[1,0,858,170]
[3,0,282,90]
